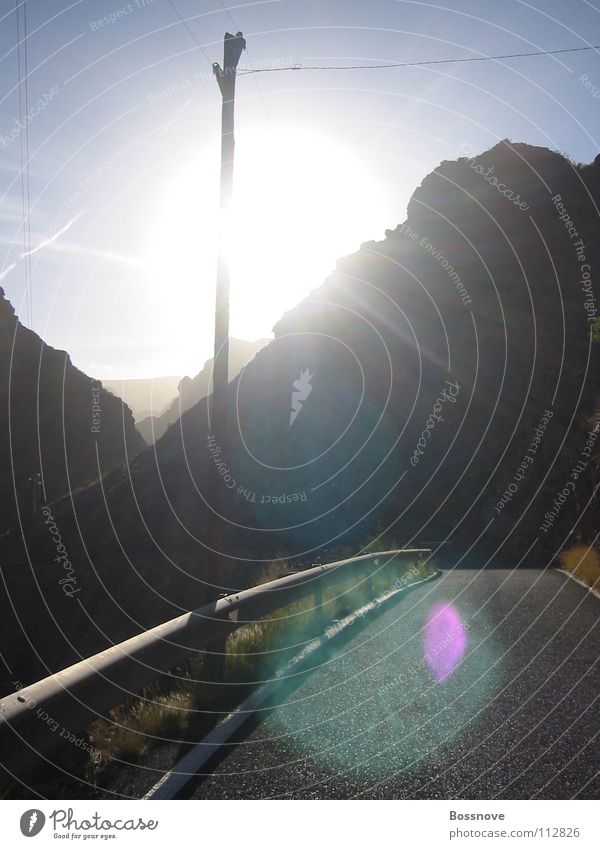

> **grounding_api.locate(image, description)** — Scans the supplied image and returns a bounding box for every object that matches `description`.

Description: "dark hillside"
[0,289,145,536]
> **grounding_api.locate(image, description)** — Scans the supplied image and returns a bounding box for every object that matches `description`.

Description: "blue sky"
[1,0,600,378]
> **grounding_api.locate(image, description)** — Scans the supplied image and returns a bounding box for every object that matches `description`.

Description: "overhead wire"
[236,42,600,74]
[14,0,31,326]
[23,0,32,328]
[166,0,215,68]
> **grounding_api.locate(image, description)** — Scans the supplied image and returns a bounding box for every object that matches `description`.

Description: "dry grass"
[559,545,600,590]
[89,689,193,765]
[226,594,318,683]
[254,560,291,585]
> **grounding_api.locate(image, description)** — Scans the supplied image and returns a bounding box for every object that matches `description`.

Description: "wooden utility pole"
[212,30,245,436]
[208,32,245,677]
[28,472,40,515]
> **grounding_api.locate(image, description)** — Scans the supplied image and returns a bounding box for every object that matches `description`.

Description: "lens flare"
[424,602,467,682]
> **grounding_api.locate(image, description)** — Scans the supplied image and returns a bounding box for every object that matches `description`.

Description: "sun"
[144,126,381,371]
[226,127,381,336]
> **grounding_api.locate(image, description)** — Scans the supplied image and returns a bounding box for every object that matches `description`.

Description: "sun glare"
[145,127,381,371]
[227,128,381,336]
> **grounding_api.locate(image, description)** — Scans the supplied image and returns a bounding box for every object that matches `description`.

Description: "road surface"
[184,568,600,799]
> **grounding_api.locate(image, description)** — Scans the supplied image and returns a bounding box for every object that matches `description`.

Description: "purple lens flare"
[424,602,468,682]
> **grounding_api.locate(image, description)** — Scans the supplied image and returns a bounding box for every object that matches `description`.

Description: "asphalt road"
[185,569,600,799]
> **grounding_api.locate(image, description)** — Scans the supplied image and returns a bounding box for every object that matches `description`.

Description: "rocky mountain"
[101,375,181,422]
[0,288,145,537]
[135,338,270,444]
[2,140,600,693]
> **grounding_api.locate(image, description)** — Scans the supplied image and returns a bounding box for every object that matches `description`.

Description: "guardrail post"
[313,569,326,636]
[366,564,375,599]
[204,592,229,688]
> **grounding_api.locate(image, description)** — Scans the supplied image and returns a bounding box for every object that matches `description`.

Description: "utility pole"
[211,32,245,460]
[28,472,41,515]
[208,32,246,678]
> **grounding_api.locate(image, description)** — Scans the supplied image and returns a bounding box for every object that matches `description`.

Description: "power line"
[23,0,32,329]
[166,0,214,68]
[217,0,238,32]
[237,42,600,74]
[14,0,31,327]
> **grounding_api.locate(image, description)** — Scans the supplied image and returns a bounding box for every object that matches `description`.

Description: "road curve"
[183,568,600,799]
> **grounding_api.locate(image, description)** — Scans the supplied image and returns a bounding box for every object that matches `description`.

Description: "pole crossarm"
[212,31,246,97]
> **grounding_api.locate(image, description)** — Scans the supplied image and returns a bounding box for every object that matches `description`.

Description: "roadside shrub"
[559,545,600,589]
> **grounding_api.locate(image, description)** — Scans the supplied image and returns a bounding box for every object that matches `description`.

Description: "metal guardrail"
[0,549,429,783]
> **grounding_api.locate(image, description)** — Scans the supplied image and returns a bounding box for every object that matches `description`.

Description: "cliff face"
[0,288,145,535]
[2,140,600,691]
